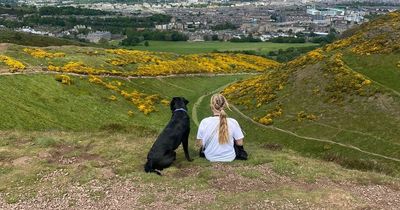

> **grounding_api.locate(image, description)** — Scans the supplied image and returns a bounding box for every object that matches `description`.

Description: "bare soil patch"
[0,43,9,51]
[0,162,399,209]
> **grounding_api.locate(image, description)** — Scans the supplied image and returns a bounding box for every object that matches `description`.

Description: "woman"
[196,93,246,162]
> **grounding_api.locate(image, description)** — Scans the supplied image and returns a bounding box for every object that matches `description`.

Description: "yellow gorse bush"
[23,48,65,58]
[45,49,279,77]
[258,105,283,125]
[88,75,162,115]
[324,53,373,102]
[106,49,280,76]
[106,49,166,66]
[48,61,124,76]
[324,11,400,55]
[134,53,280,75]
[324,34,361,53]
[55,74,72,85]
[350,34,394,55]
[0,55,26,72]
[287,48,325,68]
[297,111,318,122]
[223,69,289,110]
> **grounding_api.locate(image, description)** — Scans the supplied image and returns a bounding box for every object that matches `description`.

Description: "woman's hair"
[210,94,230,144]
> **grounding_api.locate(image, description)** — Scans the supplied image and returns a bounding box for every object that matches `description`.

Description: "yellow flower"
[0,55,26,72]
[109,95,117,101]
[362,79,372,86]
[259,116,273,125]
[161,99,170,106]
[23,48,65,58]
[55,74,72,85]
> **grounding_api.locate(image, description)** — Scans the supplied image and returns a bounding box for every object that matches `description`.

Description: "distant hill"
[0,29,93,47]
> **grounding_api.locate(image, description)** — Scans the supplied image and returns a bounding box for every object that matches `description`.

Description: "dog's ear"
[183,98,189,105]
[170,97,177,111]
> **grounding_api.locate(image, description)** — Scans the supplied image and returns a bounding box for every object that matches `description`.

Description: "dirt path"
[191,82,236,127]
[0,77,400,209]
[156,77,194,92]
[373,79,400,97]
[231,105,400,163]
[0,43,9,52]
[190,82,400,163]
[345,64,400,97]
[310,121,400,147]
[0,70,259,80]
[4,69,399,162]
[1,163,399,209]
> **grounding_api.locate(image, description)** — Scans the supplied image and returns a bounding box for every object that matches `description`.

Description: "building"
[86,31,112,43]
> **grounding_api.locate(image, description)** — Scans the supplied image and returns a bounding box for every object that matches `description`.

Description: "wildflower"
[55,74,72,85]
[128,110,134,117]
[0,55,26,72]
[259,116,273,125]
[23,48,65,58]
[109,95,117,101]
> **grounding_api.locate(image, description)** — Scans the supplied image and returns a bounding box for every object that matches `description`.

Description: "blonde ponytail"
[210,94,230,144]
[219,109,229,144]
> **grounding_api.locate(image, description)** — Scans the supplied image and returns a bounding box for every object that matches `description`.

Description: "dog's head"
[170,97,189,112]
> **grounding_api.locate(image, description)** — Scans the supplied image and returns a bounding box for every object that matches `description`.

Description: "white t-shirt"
[196,117,244,162]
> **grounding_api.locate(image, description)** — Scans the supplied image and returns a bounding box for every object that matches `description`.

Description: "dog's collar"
[174,108,187,113]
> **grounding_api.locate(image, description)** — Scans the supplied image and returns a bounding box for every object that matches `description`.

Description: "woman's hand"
[195,139,203,148]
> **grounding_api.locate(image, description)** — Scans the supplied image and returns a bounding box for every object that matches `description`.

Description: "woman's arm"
[235,138,244,146]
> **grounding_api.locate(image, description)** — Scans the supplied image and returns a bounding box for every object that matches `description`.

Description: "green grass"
[125,41,319,54]
[197,89,400,177]
[1,72,398,176]
[343,53,400,93]
[0,74,248,131]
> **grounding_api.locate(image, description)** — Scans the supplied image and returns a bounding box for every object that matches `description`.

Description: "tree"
[212,34,219,41]
[144,41,149,47]
[14,33,22,40]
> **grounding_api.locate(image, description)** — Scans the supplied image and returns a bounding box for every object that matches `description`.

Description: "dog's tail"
[144,160,162,176]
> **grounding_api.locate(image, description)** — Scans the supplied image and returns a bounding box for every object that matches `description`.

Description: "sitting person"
[196,93,246,162]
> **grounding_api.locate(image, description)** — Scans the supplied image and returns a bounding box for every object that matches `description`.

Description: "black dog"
[144,97,192,175]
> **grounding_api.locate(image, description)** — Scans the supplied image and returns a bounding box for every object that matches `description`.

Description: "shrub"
[23,48,65,58]
[55,74,72,85]
[0,55,25,72]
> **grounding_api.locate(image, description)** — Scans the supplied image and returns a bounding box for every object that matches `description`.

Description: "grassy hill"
[223,11,400,176]
[0,74,399,208]
[0,44,280,76]
[0,29,93,47]
[0,12,400,209]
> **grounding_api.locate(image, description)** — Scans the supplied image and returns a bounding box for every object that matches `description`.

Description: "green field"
[124,41,319,54]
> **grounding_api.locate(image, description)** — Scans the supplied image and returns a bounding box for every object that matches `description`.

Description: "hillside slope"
[0,12,399,209]
[0,44,280,76]
[223,11,400,176]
